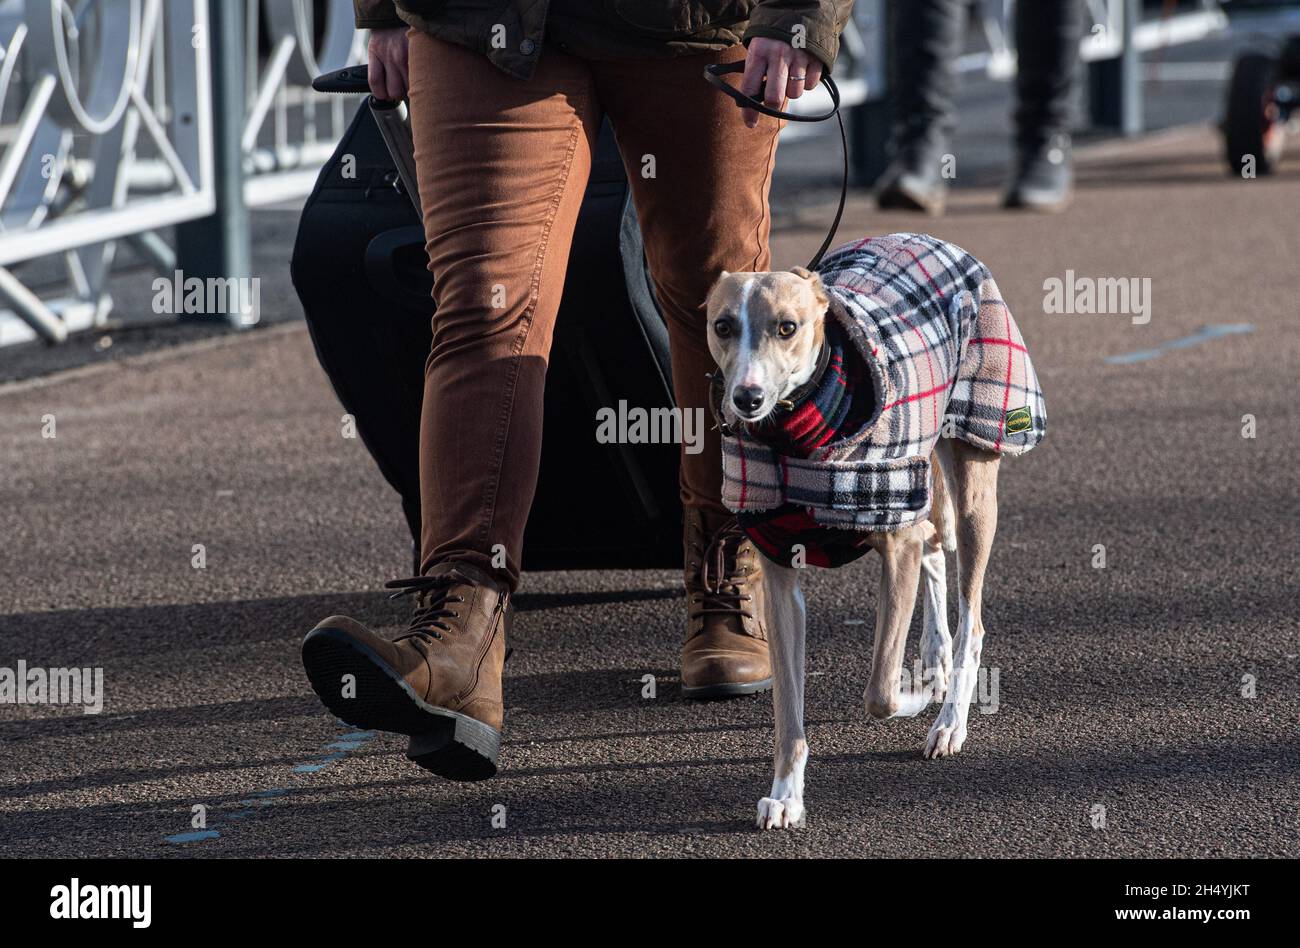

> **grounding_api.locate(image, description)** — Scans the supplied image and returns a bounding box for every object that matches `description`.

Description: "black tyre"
[1224,53,1285,176]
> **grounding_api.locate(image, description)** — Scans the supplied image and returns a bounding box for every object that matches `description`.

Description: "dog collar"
[775,334,832,414]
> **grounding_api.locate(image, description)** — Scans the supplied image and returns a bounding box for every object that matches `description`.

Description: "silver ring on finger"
[789,75,806,82]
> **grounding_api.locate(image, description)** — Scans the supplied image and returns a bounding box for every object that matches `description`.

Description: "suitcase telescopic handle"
[311,65,422,213]
[311,65,371,95]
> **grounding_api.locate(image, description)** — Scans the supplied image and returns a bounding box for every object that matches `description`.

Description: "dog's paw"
[756,796,805,830]
[923,717,967,759]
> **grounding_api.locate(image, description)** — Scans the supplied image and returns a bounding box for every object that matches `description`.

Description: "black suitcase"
[290,92,684,570]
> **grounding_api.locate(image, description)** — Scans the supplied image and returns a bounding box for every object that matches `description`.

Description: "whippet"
[703,234,1045,829]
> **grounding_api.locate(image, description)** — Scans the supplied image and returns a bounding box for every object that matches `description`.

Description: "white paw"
[924,715,967,759]
[756,796,805,830]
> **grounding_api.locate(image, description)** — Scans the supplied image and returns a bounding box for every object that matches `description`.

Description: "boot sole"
[681,677,774,700]
[301,625,500,781]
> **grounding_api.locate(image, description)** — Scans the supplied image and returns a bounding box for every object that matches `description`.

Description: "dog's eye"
[713,319,733,338]
[777,321,798,338]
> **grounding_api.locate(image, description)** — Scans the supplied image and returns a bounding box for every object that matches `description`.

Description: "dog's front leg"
[756,561,808,830]
[864,525,928,719]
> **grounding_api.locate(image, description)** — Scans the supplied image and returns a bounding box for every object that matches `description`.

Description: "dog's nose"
[732,386,765,414]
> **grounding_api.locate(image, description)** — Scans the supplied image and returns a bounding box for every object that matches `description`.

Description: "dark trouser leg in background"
[877,0,965,214]
[1005,0,1085,209]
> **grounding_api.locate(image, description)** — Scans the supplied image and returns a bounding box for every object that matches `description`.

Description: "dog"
[703,233,1046,830]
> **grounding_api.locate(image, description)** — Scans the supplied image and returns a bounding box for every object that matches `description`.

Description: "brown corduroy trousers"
[407,32,781,591]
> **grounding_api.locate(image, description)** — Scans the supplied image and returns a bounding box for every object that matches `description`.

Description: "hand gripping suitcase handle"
[312,66,422,214]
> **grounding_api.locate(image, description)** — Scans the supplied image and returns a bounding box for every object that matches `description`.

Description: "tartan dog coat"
[715,233,1047,567]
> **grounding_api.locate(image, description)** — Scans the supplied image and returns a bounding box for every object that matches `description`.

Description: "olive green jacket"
[354,1,854,81]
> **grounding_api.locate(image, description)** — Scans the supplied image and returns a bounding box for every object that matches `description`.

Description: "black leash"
[703,60,848,271]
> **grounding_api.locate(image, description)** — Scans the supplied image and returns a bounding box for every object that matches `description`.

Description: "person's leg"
[1005,0,1084,209]
[410,34,601,589]
[877,0,966,214]
[302,35,600,780]
[591,45,780,697]
[592,44,777,519]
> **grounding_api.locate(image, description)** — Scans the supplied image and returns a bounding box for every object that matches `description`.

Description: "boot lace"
[689,519,754,625]
[384,574,465,642]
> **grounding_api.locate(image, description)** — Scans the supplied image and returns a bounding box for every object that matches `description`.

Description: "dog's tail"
[930,452,958,554]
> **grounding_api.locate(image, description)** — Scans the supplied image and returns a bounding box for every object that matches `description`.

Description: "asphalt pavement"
[2,121,1298,858]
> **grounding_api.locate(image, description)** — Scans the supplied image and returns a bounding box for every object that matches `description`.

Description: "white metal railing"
[0,0,361,347]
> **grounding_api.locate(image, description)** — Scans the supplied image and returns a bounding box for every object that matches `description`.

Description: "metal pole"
[1088,0,1143,136]
[175,0,251,325]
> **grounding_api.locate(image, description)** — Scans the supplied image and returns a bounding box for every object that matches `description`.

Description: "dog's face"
[705,267,829,424]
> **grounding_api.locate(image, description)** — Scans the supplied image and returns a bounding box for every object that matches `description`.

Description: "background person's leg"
[877,0,966,213]
[407,34,601,591]
[1006,0,1085,209]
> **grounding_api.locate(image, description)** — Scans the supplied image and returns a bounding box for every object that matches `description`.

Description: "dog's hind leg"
[756,562,808,830]
[863,523,928,720]
[919,522,951,703]
[920,457,954,701]
[925,438,1000,759]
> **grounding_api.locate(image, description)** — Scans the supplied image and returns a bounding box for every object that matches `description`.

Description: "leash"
[703,60,848,271]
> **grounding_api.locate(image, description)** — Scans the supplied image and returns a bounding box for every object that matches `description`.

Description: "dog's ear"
[791,266,829,311]
[704,270,733,315]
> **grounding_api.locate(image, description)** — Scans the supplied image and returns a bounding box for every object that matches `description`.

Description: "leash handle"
[703,60,848,271]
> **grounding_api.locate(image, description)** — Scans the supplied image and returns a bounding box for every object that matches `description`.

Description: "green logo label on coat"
[1005,406,1032,434]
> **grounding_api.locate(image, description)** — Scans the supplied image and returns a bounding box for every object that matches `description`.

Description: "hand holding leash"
[738,37,824,127]
[703,60,847,270]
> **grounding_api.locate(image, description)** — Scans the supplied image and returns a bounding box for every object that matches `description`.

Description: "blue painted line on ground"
[293,752,347,773]
[162,727,375,845]
[328,735,375,751]
[165,830,220,844]
[1105,323,1254,365]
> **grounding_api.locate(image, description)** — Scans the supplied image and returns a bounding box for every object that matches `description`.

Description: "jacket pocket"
[613,0,749,37]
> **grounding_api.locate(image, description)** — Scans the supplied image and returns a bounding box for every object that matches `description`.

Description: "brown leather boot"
[681,508,772,699]
[301,560,509,780]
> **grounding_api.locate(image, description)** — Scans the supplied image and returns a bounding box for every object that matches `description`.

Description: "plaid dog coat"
[717,233,1047,567]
